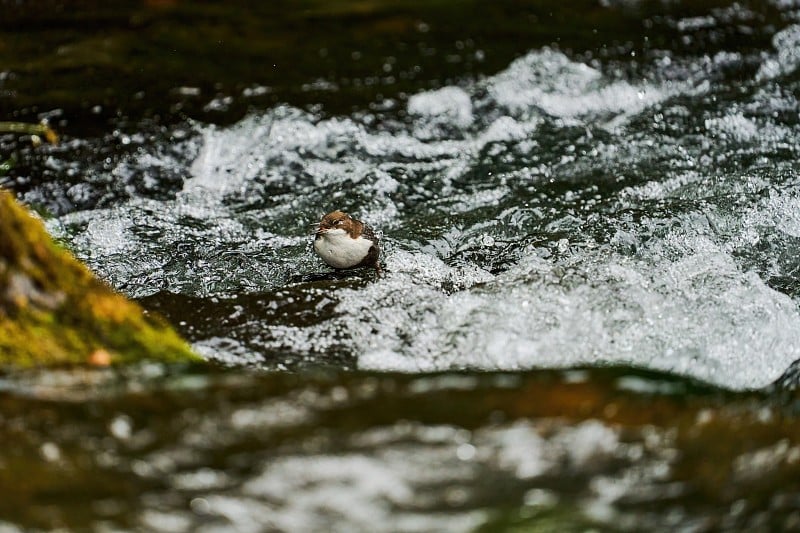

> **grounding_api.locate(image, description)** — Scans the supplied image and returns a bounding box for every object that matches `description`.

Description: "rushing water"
[4,1,800,531]
[41,27,800,390]
[1,364,797,532]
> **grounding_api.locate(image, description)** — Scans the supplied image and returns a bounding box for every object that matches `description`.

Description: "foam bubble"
[756,24,800,80]
[485,49,674,129]
[408,86,474,130]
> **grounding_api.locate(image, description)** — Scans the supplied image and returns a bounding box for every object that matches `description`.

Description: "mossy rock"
[0,189,200,366]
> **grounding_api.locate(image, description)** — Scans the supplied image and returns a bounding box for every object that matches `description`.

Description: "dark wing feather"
[355,224,381,271]
[360,224,378,242]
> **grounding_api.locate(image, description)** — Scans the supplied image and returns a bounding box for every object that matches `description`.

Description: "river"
[2,1,800,531]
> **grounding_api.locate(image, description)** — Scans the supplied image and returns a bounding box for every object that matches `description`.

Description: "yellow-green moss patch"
[0,189,200,366]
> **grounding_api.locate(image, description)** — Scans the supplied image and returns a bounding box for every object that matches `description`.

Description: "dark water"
[2,365,798,532]
[3,1,800,530]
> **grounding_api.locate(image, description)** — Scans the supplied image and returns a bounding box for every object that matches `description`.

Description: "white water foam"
[350,233,800,389]
[486,48,677,130]
[756,24,800,80]
[50,43,800,388]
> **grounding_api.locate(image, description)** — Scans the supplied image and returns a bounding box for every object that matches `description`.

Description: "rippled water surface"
[4,0,800,530]
[2,365,798,532]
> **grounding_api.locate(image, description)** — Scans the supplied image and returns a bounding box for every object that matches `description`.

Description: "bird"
[312,210,381,273]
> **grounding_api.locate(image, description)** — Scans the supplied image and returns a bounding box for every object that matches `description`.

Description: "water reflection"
[1,366,797,531]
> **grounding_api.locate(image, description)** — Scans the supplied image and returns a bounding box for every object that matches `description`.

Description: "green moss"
[0,189,200,366]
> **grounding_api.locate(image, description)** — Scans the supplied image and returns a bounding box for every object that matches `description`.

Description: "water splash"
[47,44,800,389]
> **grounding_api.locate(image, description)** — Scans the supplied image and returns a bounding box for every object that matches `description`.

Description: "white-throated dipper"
[312,210,381,273]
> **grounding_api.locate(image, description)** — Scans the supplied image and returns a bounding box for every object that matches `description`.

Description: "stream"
[2,1,800,531]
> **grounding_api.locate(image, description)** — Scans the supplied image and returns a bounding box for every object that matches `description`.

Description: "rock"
[0,189,200,366]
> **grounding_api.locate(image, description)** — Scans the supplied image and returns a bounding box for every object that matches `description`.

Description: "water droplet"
[190,497,211,515]
[456,443,476,461]
[110,415,133,440]
[40,442,61,462]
